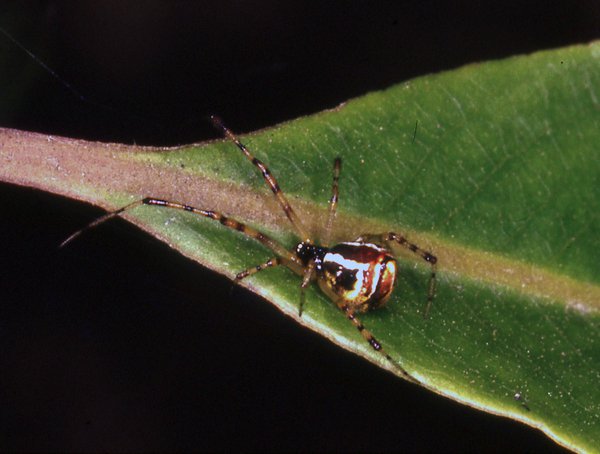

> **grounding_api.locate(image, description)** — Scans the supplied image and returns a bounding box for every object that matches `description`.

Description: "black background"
[2,1,596,451]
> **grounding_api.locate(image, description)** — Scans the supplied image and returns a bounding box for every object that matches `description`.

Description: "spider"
[63,116,438,383]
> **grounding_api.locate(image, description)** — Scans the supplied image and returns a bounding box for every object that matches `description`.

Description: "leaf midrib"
[2,127,597,314]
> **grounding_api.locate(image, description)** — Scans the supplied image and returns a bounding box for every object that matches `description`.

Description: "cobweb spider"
[63,116,438,383]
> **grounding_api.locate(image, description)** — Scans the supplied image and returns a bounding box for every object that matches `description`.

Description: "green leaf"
[2,43,599,452]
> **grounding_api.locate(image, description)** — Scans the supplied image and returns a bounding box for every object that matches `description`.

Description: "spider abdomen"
[318,242,397,312]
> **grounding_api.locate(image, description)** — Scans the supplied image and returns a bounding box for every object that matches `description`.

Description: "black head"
[295,242,327,266]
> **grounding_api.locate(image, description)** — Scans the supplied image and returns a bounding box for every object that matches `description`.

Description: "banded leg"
[298,260,316,316]
[61,197,300,267]
[211,115,311,243]
[336,300,419,384]
[322,157,341,247]
[235,257,281,281]
[384,232,437,317]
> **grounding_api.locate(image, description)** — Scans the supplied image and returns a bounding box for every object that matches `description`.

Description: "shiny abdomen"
[318,242,397,312]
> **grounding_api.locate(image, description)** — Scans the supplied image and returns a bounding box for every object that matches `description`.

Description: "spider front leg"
[235,257,282,280]
[383,232,437,317]
[335,299,419,384]
[322,157,341,247]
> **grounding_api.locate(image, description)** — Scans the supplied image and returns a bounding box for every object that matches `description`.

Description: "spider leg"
[235,257,281,280]
[211,116,312,243]
[322,157,341,247]
[299,260,316,316]
[61,197,300,267]
[335,299,419,384]
[383,232,437,317]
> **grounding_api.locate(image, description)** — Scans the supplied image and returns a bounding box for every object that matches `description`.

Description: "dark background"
[1,1,596,451]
